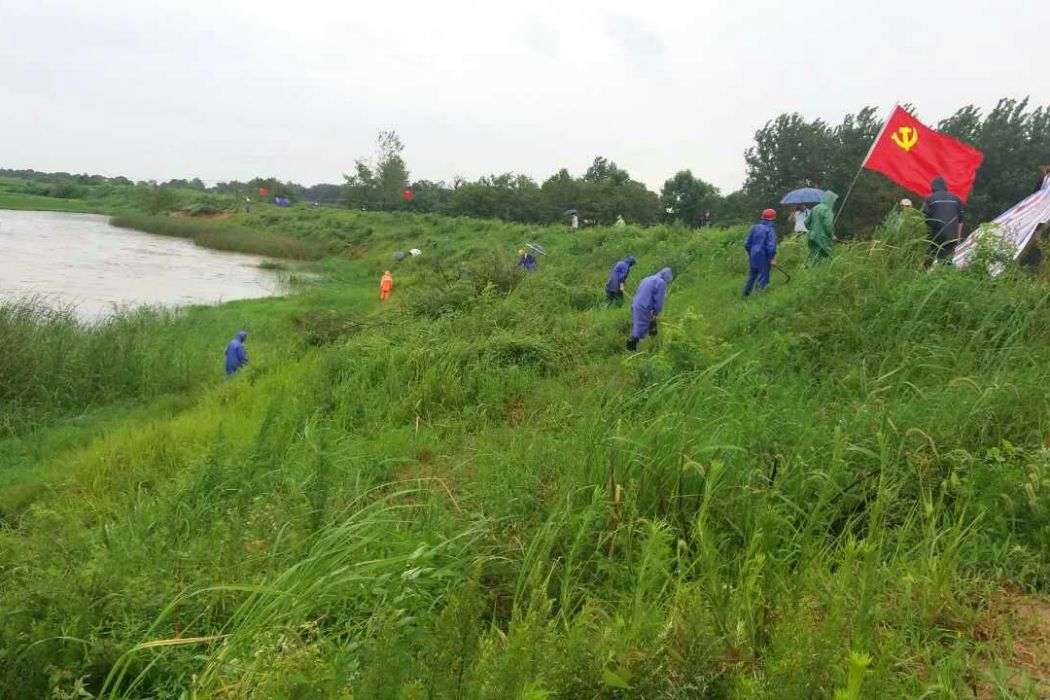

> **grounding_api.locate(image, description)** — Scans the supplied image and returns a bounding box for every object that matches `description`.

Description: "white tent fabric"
[953,175,1050,274]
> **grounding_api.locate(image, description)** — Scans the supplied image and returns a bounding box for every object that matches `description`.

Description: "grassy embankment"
[0,176,222,216]
[1,205,1049,698]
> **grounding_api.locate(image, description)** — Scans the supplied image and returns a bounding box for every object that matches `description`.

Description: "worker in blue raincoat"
[225,330,249,377]
[605,255,636,307]
[627,267,673,351]
[517,248,537,273]
[742,209,778,298]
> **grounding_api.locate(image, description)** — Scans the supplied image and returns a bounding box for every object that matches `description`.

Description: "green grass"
[110,214,324,260]
[1,209,1049,698]
[0,190,104,212]
[0,175,236,217]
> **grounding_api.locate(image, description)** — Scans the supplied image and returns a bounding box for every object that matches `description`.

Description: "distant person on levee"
[225,330,249,377]
[379,270,394,301]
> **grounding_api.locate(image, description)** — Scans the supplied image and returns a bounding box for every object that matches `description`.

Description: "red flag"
[258,187,269,197]
[863,105,984,201]
[402,188,414,201]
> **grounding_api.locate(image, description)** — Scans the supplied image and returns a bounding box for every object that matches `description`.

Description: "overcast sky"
[2,0,1044,192]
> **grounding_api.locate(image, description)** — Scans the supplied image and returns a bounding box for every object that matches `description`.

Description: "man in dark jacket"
[922,176,964,260]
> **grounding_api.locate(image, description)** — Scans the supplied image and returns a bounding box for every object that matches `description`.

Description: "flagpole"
[834,166,866,222]
[835,102,899,225]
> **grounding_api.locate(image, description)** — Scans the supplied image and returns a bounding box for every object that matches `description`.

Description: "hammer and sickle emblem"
[891,126,919,152]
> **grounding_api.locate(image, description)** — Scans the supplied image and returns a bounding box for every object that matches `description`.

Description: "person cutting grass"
[224,330,249,377]
[605,255,636,307]
[627,267,673,351]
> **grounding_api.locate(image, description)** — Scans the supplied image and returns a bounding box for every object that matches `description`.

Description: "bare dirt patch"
[975,591,1050,697]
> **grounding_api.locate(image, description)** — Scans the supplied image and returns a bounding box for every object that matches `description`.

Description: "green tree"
[583,156,629,186]
[450,173,544,222]
[577,157,660,225]
[345,161,378,210]
[940,98,1050,225]
[660,170,719,227]
[539,168,579,220]
[344,131,410,211]
[743,113,831,207]
[408,179,454,213]
[375,131,410,210]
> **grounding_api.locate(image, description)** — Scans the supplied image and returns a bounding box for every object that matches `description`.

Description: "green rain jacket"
[806,190,838,260]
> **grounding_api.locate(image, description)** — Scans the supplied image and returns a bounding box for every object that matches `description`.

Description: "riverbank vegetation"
[1,208,1048,697]
[109,215,324,260]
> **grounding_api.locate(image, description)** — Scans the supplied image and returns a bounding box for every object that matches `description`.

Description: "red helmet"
[762,208,777,220]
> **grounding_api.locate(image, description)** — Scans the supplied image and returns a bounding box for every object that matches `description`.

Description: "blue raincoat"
[605,255,637,293]
[517,253,537,273]
[630,268,673,340]
[742,219,777,297]
[225,330,249,376]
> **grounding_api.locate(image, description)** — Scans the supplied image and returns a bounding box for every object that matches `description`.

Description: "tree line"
[5,98,1047,234]
[336,98,1049,234]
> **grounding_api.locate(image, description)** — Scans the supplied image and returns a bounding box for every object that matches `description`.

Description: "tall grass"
[2,210,1049,698]
[110,214,323,260]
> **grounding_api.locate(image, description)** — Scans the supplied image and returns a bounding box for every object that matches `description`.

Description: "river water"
[0,210,285,320]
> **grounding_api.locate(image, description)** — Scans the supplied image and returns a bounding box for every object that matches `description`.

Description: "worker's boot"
[626,337,639,351]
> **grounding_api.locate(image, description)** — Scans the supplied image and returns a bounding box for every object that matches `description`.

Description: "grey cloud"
[603,14,665,77]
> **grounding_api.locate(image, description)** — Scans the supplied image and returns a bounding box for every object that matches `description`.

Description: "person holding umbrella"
[792,204,809,235]
[743,209,779,298]
[780,188,823,237]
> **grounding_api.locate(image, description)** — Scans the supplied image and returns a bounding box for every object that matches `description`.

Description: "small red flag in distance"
[258,187,269,197]
[402,188,414,201]
[863,105,983,201]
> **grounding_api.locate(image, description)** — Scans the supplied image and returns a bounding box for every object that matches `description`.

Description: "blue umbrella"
[780,187,825,205]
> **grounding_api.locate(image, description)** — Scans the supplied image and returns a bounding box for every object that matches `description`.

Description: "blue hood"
[236,330,247,342]
[626,255,637,266]
[658,267,673,283]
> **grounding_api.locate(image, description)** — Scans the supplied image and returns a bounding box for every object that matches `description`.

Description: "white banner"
[953,175,1050,273]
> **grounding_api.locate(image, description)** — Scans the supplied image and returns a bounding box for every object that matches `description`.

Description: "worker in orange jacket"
[379,270,394,301]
